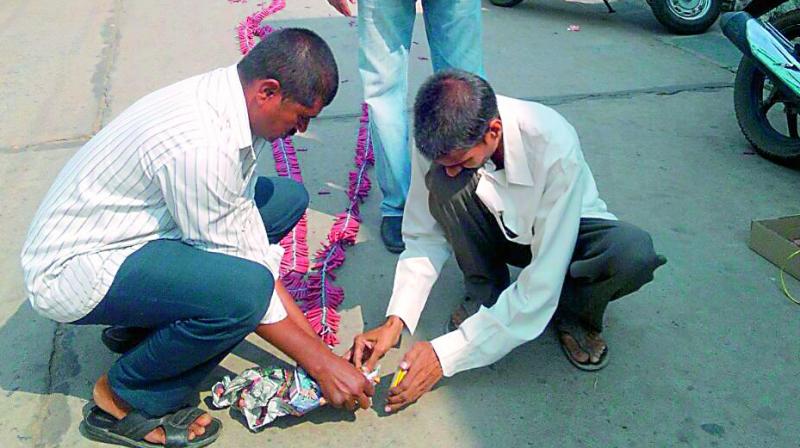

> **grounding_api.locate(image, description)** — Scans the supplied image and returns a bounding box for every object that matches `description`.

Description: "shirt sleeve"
[430,149,585,377]
[385,148,452,333]
[152,147,287,325]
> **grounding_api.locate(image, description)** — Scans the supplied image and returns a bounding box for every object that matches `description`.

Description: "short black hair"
[413,69,499,160]
[238,28,339,107]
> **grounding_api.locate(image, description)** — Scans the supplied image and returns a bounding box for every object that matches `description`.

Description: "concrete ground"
[1,0,798,446]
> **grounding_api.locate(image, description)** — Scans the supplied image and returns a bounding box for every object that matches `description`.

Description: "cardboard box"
[749,215,800,281]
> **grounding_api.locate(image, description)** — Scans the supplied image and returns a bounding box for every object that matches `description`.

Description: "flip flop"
[81,401,221,448]
[556,320,609,372]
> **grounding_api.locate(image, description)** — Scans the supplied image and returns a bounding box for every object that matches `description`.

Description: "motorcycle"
[490,0,734,35]
[721,0,800,165]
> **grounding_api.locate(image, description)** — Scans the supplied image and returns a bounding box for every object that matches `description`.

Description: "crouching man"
[349,70,666,412]
[21,29,374,447]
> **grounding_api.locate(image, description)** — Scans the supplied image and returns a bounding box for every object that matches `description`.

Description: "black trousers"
[425,166,665,332]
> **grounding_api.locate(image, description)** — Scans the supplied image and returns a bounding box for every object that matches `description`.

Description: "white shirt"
[386,96,616,376]
[21,65,287,324]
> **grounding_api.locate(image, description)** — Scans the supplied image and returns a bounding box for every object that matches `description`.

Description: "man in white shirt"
[21,29,374,447]
[348,70,666,412]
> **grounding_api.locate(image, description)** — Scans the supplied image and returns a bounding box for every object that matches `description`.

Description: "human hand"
[315,354,375,411]
[327,0,356,16]
[385,341,443,413]
[346,316,404,372]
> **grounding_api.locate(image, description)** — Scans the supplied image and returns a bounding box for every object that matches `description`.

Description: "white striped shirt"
[20,65,287,324]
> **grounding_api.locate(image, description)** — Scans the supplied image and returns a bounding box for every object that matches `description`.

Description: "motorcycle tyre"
[733,9,800,166]
[650,0,721,35]
[490,0,525,6]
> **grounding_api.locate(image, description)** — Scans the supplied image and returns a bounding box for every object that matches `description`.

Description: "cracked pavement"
[1,0,798,447]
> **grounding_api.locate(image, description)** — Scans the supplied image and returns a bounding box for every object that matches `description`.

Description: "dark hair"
[238,28,339,107]
[413,69,498,160]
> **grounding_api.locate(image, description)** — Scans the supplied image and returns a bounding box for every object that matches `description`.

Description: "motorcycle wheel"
[650,0,721,35]
[490,0,525,7]
[734,10,800,166]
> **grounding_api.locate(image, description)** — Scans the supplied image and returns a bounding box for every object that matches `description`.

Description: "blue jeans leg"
[73,176,307,416]
[358,0,416,217]
[359,0,485,217]
[422,0,485,78]
[255,176,310,243]
[75,240,274,416]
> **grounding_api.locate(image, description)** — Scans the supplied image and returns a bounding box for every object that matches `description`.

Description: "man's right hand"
[254,287,374,412]
[348,316,405,371]
[315,354,375,411]
[327,0,355,16]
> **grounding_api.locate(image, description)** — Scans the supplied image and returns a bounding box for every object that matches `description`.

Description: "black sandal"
[81,402,222,448]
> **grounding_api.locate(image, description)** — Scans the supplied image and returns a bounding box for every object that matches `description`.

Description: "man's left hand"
[385,341,443,413]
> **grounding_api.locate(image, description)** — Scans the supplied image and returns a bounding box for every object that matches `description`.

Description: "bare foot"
[450,298,484,329]
[558,331,590,364]
[450,306,469,328]
[556,322,607,366]
[584,331,607,364]
[93,374,211,445]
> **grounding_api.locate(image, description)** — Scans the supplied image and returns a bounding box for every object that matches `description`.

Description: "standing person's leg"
[358,0,417,252]
[422,0,485,78]
[425,166,530,331]
[556,218,667,370]
[75,240,275,445]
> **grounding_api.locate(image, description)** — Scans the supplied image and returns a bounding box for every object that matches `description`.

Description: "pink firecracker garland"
[238,0,375,345]
[237,0,285,54]
[272,138,310,300]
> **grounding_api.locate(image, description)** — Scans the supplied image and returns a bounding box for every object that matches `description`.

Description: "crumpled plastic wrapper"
[210,366,322,430]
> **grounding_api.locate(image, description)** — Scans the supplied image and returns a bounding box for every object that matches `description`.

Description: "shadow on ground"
[0,301,344,422]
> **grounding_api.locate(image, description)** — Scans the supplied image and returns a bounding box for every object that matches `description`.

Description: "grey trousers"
[425,166,665,332]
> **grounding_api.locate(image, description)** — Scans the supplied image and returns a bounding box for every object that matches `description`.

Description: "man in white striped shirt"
[21,29,374,447]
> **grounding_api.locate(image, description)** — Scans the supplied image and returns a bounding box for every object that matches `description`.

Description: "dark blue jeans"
[75,177,308,416]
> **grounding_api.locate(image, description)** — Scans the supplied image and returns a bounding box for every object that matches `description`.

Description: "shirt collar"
[497,96,534,187]
[225,64,254,151]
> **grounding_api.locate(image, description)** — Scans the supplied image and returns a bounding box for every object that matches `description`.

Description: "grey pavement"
[1,0,798,447]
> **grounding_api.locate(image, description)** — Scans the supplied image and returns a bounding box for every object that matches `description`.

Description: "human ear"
[483,118,502,144]
[256,79,282,103]
[489,118,502,137]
